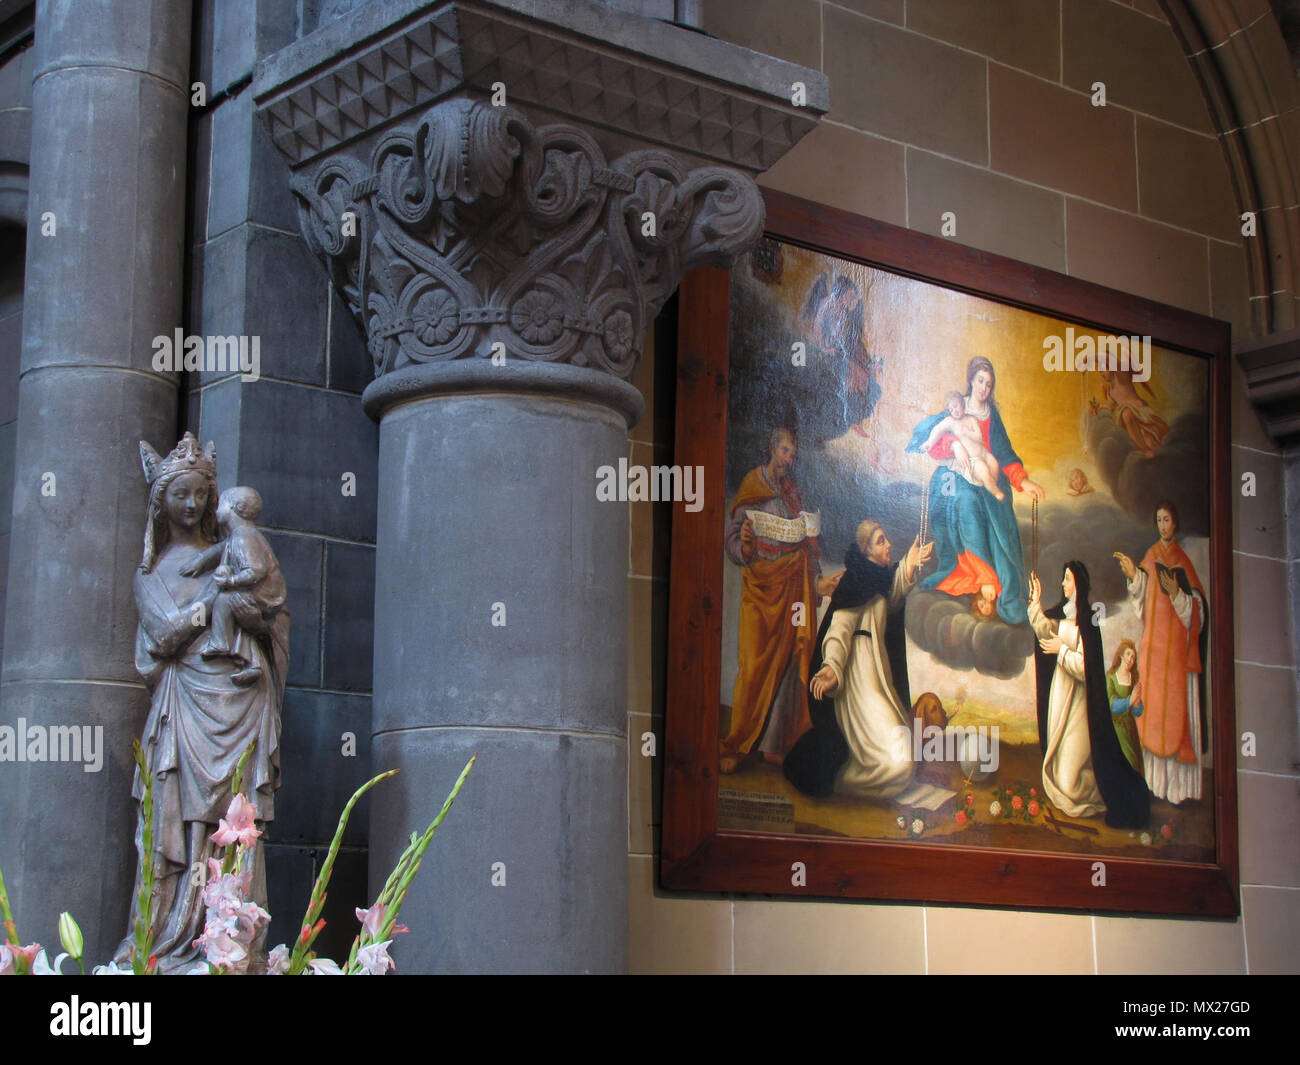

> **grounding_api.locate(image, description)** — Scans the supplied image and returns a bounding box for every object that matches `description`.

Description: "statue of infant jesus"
[183,486,287,686]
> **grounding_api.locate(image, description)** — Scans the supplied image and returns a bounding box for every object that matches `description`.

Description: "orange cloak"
[722,468,818,757]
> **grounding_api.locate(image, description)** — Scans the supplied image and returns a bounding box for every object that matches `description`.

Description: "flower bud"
[58,912,83,959]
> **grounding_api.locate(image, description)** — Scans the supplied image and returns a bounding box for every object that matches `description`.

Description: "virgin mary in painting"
[906,356,1046,623]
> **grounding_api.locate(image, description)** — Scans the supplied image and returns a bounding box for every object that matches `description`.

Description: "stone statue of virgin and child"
[113,432,289,973]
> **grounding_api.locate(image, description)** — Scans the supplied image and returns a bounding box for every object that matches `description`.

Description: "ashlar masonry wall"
[626,0,1300,974]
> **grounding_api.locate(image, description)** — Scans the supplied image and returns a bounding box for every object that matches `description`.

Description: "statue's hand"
[179,554,206,578]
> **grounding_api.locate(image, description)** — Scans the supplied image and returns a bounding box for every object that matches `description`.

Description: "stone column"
[364,362,642,972]
[255,0,826,972]
[0,0,189,963]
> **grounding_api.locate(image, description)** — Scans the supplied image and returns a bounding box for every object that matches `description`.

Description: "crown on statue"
[139,432,217,486]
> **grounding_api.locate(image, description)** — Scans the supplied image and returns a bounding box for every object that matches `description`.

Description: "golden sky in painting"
[778,244,1207,475]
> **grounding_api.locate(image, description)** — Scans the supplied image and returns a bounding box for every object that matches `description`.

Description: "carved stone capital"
[292,95,763,380]
[253,0,826,390]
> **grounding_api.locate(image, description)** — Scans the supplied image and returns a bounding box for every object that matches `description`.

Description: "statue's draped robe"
[115,546,288,973]
[721,467,819,759]
[1128,539,1205,804]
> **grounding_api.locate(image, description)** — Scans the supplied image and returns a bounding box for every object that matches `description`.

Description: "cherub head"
[1067,468,1091,495]
[216,486,263,531]
[971,582,997,619]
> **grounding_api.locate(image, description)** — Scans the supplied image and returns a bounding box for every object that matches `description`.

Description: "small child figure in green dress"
[1106,638,1144,774]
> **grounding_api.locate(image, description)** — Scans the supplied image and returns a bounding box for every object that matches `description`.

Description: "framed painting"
[661,189,1239,916]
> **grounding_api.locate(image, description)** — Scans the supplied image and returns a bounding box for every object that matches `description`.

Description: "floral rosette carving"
[292,95,763,381]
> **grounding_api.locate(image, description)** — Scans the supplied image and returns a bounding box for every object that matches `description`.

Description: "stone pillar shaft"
[253,0,825,973]
[0,0,189,963]
[366,363,638,972]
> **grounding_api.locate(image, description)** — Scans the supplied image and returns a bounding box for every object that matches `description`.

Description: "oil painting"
[662,191,1238,915]
[718,236,1216,861]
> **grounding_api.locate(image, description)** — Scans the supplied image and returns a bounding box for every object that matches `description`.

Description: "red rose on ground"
[1029,787,1037,798]
[956,810,967,825]
[1012,796,1023,811]
[1028,800,1039,816]
[1160,823,1173,840]
[1005,788,1013,796]
[965,794,974,806]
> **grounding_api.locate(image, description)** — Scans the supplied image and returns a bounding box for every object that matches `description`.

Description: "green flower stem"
[346,755,475,973]
[130,739,158,976]
[221,740,260,877]
[0,861,19,947]
[230,738,256,799]
[286,768,399,976]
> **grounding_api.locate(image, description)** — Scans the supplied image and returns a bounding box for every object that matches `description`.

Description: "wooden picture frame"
[661,188,1238,917]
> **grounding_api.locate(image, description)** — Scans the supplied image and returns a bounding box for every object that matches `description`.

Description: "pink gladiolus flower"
[11,943,40,965]
[307,958,343,975]
[193,854,269,973]
[194,928,249,972]
[355,902,409,939]
[235,900,271,939]
[3,943,41,973]
[266,944,290,975]
[355,939,396,975]
[212,793,262,849]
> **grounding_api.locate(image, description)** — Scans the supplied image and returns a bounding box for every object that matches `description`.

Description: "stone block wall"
[184,0,380,960]
[627,0,1300,973]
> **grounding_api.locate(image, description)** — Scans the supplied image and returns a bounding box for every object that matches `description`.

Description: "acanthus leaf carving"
[293,96,764,381]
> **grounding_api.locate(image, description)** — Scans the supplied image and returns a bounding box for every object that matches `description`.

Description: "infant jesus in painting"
[182,486,287,687]
[919,391,1005,501]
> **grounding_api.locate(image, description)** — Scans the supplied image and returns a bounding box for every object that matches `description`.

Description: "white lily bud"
[58,911,83,960]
